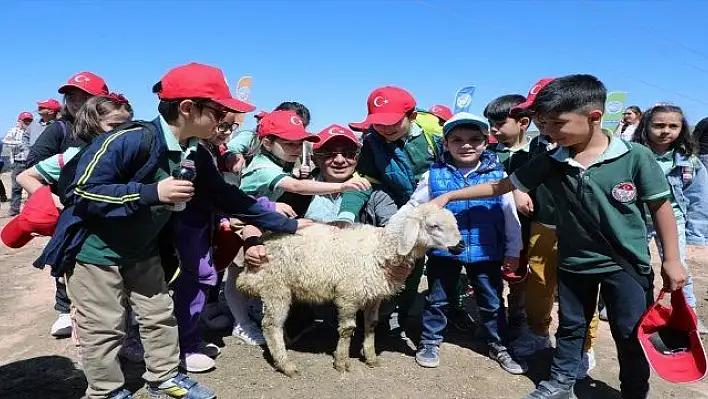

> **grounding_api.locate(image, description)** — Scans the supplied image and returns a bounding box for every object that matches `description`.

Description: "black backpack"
[57,121,157,205]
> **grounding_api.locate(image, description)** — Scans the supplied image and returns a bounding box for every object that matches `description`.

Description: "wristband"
[243,235,264,249]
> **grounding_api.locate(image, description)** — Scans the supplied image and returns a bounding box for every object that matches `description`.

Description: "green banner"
[602,91,627,130]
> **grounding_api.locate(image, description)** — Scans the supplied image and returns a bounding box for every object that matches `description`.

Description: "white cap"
[442,112,490,136]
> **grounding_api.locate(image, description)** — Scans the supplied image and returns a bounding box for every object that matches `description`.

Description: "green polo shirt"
[510,137,671,275]
[239,152,291,201]
[489,139,531,174]
[509,135,558,226]
[76,117,182,266]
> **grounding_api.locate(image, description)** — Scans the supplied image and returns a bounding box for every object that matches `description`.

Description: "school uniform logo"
[612,182,637,203]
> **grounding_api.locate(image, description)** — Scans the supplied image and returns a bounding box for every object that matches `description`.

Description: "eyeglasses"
[313,150,360,160]
[200,103,227,121]
[216,121,240,134]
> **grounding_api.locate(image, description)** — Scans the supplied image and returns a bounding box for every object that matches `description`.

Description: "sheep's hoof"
[364,357,379,368]
[333,359,351,372]
[279,363,299,377]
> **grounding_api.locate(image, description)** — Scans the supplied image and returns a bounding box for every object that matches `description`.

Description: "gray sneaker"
[415,345,440,368]
[489,345,528,375]
[522,380,575,399]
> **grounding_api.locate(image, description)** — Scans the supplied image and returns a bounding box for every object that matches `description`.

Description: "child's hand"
[513,191,534,216]
[275,202,297,218]
[661,258,687,292]
[157,176,194,204]
[340,176,371,192]
[51,193,64,211]
[293,164,312,179]
[296,218,314,230]
[244,245,268,268]
[430,194,450,208]
[226,153,246,174]
[502,257,520,273]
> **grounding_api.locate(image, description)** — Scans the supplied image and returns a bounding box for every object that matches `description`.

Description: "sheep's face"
[397,203,463,256]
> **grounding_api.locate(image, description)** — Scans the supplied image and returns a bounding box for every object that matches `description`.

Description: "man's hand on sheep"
[340,176,371,192]
[157,176,194,204]
[502,257,520,274]
[275,202,297,218]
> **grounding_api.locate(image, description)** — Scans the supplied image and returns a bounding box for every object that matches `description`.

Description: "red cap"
[58,71,109,96]
[1,186,59,248]
[314,124,360,150]
[349,86,416,130]
[155,63,256,113]
[512,78,555,111]
[638,290,707,383]
[428,104,453,122]
[37,99,62,112]
[502,263,529,283]
[17,112,33,122]
[257,110,319,142]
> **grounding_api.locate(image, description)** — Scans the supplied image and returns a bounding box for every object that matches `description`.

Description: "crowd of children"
[2,63,707,399]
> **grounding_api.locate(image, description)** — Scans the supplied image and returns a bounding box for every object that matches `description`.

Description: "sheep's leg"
[261,293,298,377]
[362,300,381,367]
[333,301,357,372]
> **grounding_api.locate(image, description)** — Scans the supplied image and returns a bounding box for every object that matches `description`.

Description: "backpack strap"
[57,153,65,169]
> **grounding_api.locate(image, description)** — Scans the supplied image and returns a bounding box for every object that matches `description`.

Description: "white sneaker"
[232,323,266,346]
[200,342,221,358]
[51,313,72,337]
[576,348,596,379]
[511,332,552,358]
[183,352,216,373]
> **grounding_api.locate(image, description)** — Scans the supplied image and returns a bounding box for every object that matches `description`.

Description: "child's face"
[372,113,415,143]
[444,127,487,167]
[489,117,525,145]
[265,137,303,162]
[314,139,359,183]
[537,111,599,148]
[64,88,91,117]
[208,112,238,146]
[648,111,682,151]
[98,107,132,133]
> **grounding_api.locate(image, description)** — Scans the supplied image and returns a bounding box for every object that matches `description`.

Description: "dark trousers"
[0,159,7,200]
[390,257,426,330]
[421,255,506,347]
[552,269,652,398]
[10,161,26,214]
[55,278,71,314]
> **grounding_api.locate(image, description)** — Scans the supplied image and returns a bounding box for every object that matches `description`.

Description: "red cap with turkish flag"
[512,78,555,112]
[58,72,109,96]
[153,63,256,113]
[37,99,62,112]
[314,124,360,150]
[17,112,33,122]
[429,104,453,122]
[349,86,416,131]
[257,110,319,142]
[638,289,707,383]
[1,186,59,249]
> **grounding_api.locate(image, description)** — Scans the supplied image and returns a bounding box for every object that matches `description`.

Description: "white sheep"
[236,203,463,376]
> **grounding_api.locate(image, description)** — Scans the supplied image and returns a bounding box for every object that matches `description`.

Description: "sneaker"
[598,307,608,322]
[522,380,575,399]
[511,332,552,358]
[108,388,133,399]
[147,373,215,399]
[576,348,596,380]
[489,345,528,375]
[415,345,440,368]
[51,313,72,338]
[697,319,708,335]
[182,353,216,373]
[450,309,476,332]
[232,323,266,345]
[118,330,145,363]
[199,342,221,358]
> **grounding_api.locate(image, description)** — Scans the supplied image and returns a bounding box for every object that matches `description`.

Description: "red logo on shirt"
[611,182,637,203]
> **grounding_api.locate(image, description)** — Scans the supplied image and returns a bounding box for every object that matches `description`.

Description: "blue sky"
[1,0,707,133]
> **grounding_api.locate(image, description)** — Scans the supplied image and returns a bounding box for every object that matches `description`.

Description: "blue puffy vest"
[428,151,506,263]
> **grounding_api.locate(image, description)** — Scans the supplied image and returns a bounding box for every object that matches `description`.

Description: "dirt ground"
[0,175,707,399]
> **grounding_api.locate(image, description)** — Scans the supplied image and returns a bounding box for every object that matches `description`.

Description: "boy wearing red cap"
[348,86,442,341]
[4,111,34,215]
[38,63,307,399]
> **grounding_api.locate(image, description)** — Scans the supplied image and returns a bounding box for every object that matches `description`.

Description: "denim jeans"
[420,255,505,347]
[551,269,652,398]
[648,216,696,308]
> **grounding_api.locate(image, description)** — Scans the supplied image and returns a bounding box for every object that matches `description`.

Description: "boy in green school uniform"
[432,74,686,399]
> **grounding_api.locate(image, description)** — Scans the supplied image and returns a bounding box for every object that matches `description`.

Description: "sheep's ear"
[397,217,421,255]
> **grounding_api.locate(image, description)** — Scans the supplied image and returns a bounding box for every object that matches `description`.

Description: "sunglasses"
[216,121,240,134]
[313,150,360,160]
